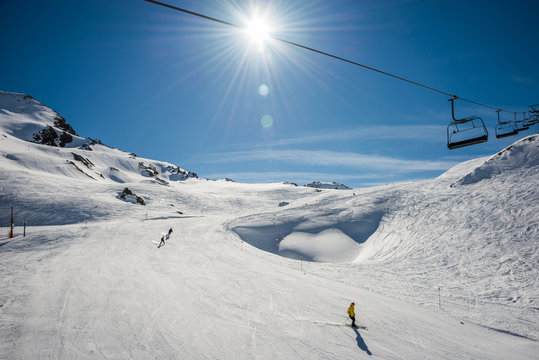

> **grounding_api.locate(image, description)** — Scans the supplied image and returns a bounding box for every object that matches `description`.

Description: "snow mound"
[437,157,489,181]
[231,209,385,263]
[452,135,539,187]
[279,228,359,262]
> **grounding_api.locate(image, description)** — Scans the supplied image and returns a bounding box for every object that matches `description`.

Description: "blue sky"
[1,0,538,187]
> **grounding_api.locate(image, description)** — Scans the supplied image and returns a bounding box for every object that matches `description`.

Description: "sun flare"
[245,17,271,44]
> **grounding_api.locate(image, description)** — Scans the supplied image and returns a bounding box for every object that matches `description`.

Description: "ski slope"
[1,91,538,359]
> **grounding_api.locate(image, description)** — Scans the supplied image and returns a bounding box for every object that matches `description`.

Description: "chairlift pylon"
[495,109,518,139]
[447,97,488,149]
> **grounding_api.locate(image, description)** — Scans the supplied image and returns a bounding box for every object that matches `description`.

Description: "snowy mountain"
[0,91,197,180]
[1,92,538,359]
[0,91,79,145]
[0,91,197,224]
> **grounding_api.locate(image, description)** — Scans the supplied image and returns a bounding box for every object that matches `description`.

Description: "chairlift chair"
[528,107,539,125]
[494,110,518,139]
[447,97,488,149]
[513,112,530,132]
[522,112,537,127]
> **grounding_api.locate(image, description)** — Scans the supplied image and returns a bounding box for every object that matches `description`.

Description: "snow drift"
[452,134,538,186]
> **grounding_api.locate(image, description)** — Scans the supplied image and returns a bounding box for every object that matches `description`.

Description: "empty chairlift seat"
[495,110,518,139]
[447,117,488,149]
[446,97,488,150]
[515,122,530,132]
[495,122,518,138]
[513,112,530,132]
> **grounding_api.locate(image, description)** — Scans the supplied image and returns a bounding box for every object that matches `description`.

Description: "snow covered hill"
[0,91,197,225]
[452,135,539,187]
[1,92,538,359]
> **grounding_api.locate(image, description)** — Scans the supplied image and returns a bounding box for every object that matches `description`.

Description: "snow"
[1,91,538,359]
[280,228,360,262]
[452,135,538,187]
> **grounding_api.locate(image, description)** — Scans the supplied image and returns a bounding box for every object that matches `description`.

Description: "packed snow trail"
[1,216,537,359]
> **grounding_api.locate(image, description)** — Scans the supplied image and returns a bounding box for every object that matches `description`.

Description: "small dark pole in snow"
[300,256,303,272]
[438,287,441,310]
[23,220,26,237]
[9,206,14,238]
[146,211,148,220]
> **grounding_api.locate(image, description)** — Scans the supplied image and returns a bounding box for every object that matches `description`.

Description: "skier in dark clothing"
[348,302,356,328]
[159,235,166,247]
[166,228,173,240]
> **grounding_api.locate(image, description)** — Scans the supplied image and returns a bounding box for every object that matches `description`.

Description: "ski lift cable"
[143,0,520,114]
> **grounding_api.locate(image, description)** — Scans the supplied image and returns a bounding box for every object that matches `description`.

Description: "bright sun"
[245,17,271,44]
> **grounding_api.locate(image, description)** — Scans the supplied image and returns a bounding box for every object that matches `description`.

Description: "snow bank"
[452,135,538,186]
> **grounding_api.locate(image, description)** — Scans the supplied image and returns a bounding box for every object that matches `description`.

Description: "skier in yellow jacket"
[347,302,356,328]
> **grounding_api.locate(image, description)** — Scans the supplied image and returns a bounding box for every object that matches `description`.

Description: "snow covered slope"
[0,91,197,225]
[452,135,539,186]
[0,91,81,146]
[1,92,538,359]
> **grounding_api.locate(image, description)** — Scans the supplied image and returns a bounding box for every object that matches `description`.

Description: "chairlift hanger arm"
[448,97,479,123]
[495,109,507,124]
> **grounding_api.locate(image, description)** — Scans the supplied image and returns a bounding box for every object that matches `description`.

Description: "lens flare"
[258,84,270,96]
[260,114,274,127]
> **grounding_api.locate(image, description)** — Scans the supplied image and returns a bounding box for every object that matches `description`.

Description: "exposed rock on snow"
[53,114,77,136]
[66,160,97,180]
[31,125,74,147]
[72,153,94,169]
[117,187,145,205]
[166,165,198,181]
[139,162,159,177]
[305,181,351,190]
